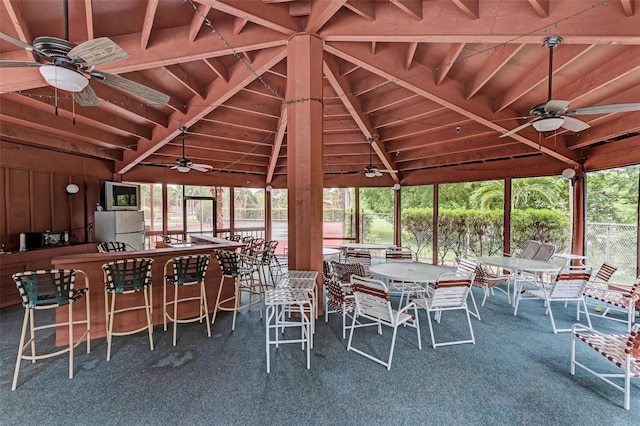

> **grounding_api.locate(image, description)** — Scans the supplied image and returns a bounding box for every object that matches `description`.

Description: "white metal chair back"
[385,247,413,262]
[514,265,593,334]
[550,266,592,300]
[346,250,372,276]
[347,275,421,369]
[413,271,475,348]
[455,258,480,319]
[350,275,394,325]
[519,240,542,259]
[533,243,556,261]
[429,272,472,309]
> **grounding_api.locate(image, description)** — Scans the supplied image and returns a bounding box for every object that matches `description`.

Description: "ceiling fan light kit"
[532,117,564,132]
[39,65,88,92]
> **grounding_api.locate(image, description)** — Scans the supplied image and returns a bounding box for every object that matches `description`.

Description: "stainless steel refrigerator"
[94,210,145,250]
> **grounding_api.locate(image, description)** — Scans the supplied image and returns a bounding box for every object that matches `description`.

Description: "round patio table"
[477,256,562,305]
[369,261,453,284]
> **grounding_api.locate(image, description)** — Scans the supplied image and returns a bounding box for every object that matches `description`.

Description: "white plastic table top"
[369,261,454,283]
[478,256,562,306]
[340,243,397,251]
[323,247,341,257]
[477,256,561,273]
[553,252,587,265]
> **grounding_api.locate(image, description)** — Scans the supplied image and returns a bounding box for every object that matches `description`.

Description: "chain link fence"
[586,222,637,283]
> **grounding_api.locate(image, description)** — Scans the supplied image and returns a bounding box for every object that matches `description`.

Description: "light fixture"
[561,168,576,179]
[65,183,80,195]
[365,171,376,178]
[562,167,581,185]
[532,117,564,132]
[39,65,88,92]
[266,185,273,192]
[393,183,401,191]
[176,166,190,173]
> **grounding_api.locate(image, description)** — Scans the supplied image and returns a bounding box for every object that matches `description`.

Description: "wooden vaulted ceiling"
[1,0,639,188]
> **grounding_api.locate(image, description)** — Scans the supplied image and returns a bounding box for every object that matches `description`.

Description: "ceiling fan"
[170,127,214,173]
[0,11,169,107]
[500,35,640,138]
[363,138,397,178]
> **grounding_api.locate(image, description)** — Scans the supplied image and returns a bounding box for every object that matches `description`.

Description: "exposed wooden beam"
[84,0,94,40]
[553,46,640,105]
[203,57,229,82]
[344,0,375,20]
[141,0,159,50]
[527,0,549,18]
[620,0,634,16]
[90,83,169,127]
[567,111,640,150]
[197,0,301,35]
[465,43,524,99]
[321,1,639,44]
[0,23,287,93]
[494,44,596,112]
[164,65,207,99]
[436,43,464,85]
[451,0,479,19]
[0,98,135,150]
[0,121,121,160]
[116,46,287,174]
[405,42,418,71]
[325,41,579,166]
[189,3,211,42]
[390,0,422,20]
[1,0,32,60]
[323,56,399,182]
[233,17,249,35]
[305,0,347,33]
[266,105,287,183]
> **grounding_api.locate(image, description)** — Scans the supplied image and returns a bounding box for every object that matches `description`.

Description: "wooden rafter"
[141,0,159,50]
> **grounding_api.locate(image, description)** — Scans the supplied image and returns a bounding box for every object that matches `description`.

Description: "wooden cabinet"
[0,244,97,309]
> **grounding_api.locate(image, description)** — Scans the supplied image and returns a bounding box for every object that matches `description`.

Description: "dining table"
[477,256,562,306]
[553,252,587,266]
[369,261,455,307]
[369,261,454,284]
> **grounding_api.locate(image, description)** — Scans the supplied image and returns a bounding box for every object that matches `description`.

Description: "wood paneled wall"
[0,141,113,251]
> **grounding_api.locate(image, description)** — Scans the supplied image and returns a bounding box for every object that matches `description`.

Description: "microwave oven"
[25,231,70,249]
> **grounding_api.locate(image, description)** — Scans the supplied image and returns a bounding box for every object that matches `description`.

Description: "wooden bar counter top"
[52,239,242,345]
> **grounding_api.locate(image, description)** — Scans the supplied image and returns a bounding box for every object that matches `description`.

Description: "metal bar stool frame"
[103,257,154,361]
[163,254,212,346]
[212,250,263,331]
[278,270,318,348]
[11,269,91,391]
[265,287,312,373]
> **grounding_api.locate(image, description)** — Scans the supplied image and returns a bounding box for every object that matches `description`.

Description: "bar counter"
[52,240,242,345]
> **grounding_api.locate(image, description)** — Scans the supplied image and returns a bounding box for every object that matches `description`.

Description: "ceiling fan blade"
[499,118,539,138]
[560,116,590,132]
[0,60,42,68]
[0,32,51,61]
[73,85,100,107]
[545,100,570,114]
[91,71,170,105]
[379,169,398,173]
[190,164,213,172]
[566,103,640,116]
[0,32,31,49]
[68,37,128,67]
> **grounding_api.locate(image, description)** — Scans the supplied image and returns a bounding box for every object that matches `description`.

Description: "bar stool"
[265,287,312,373]
[103,257,154,361]
[11,269,91,390]
[212,250,263,331]
[163,254,212,346]
[279,270,318,347]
